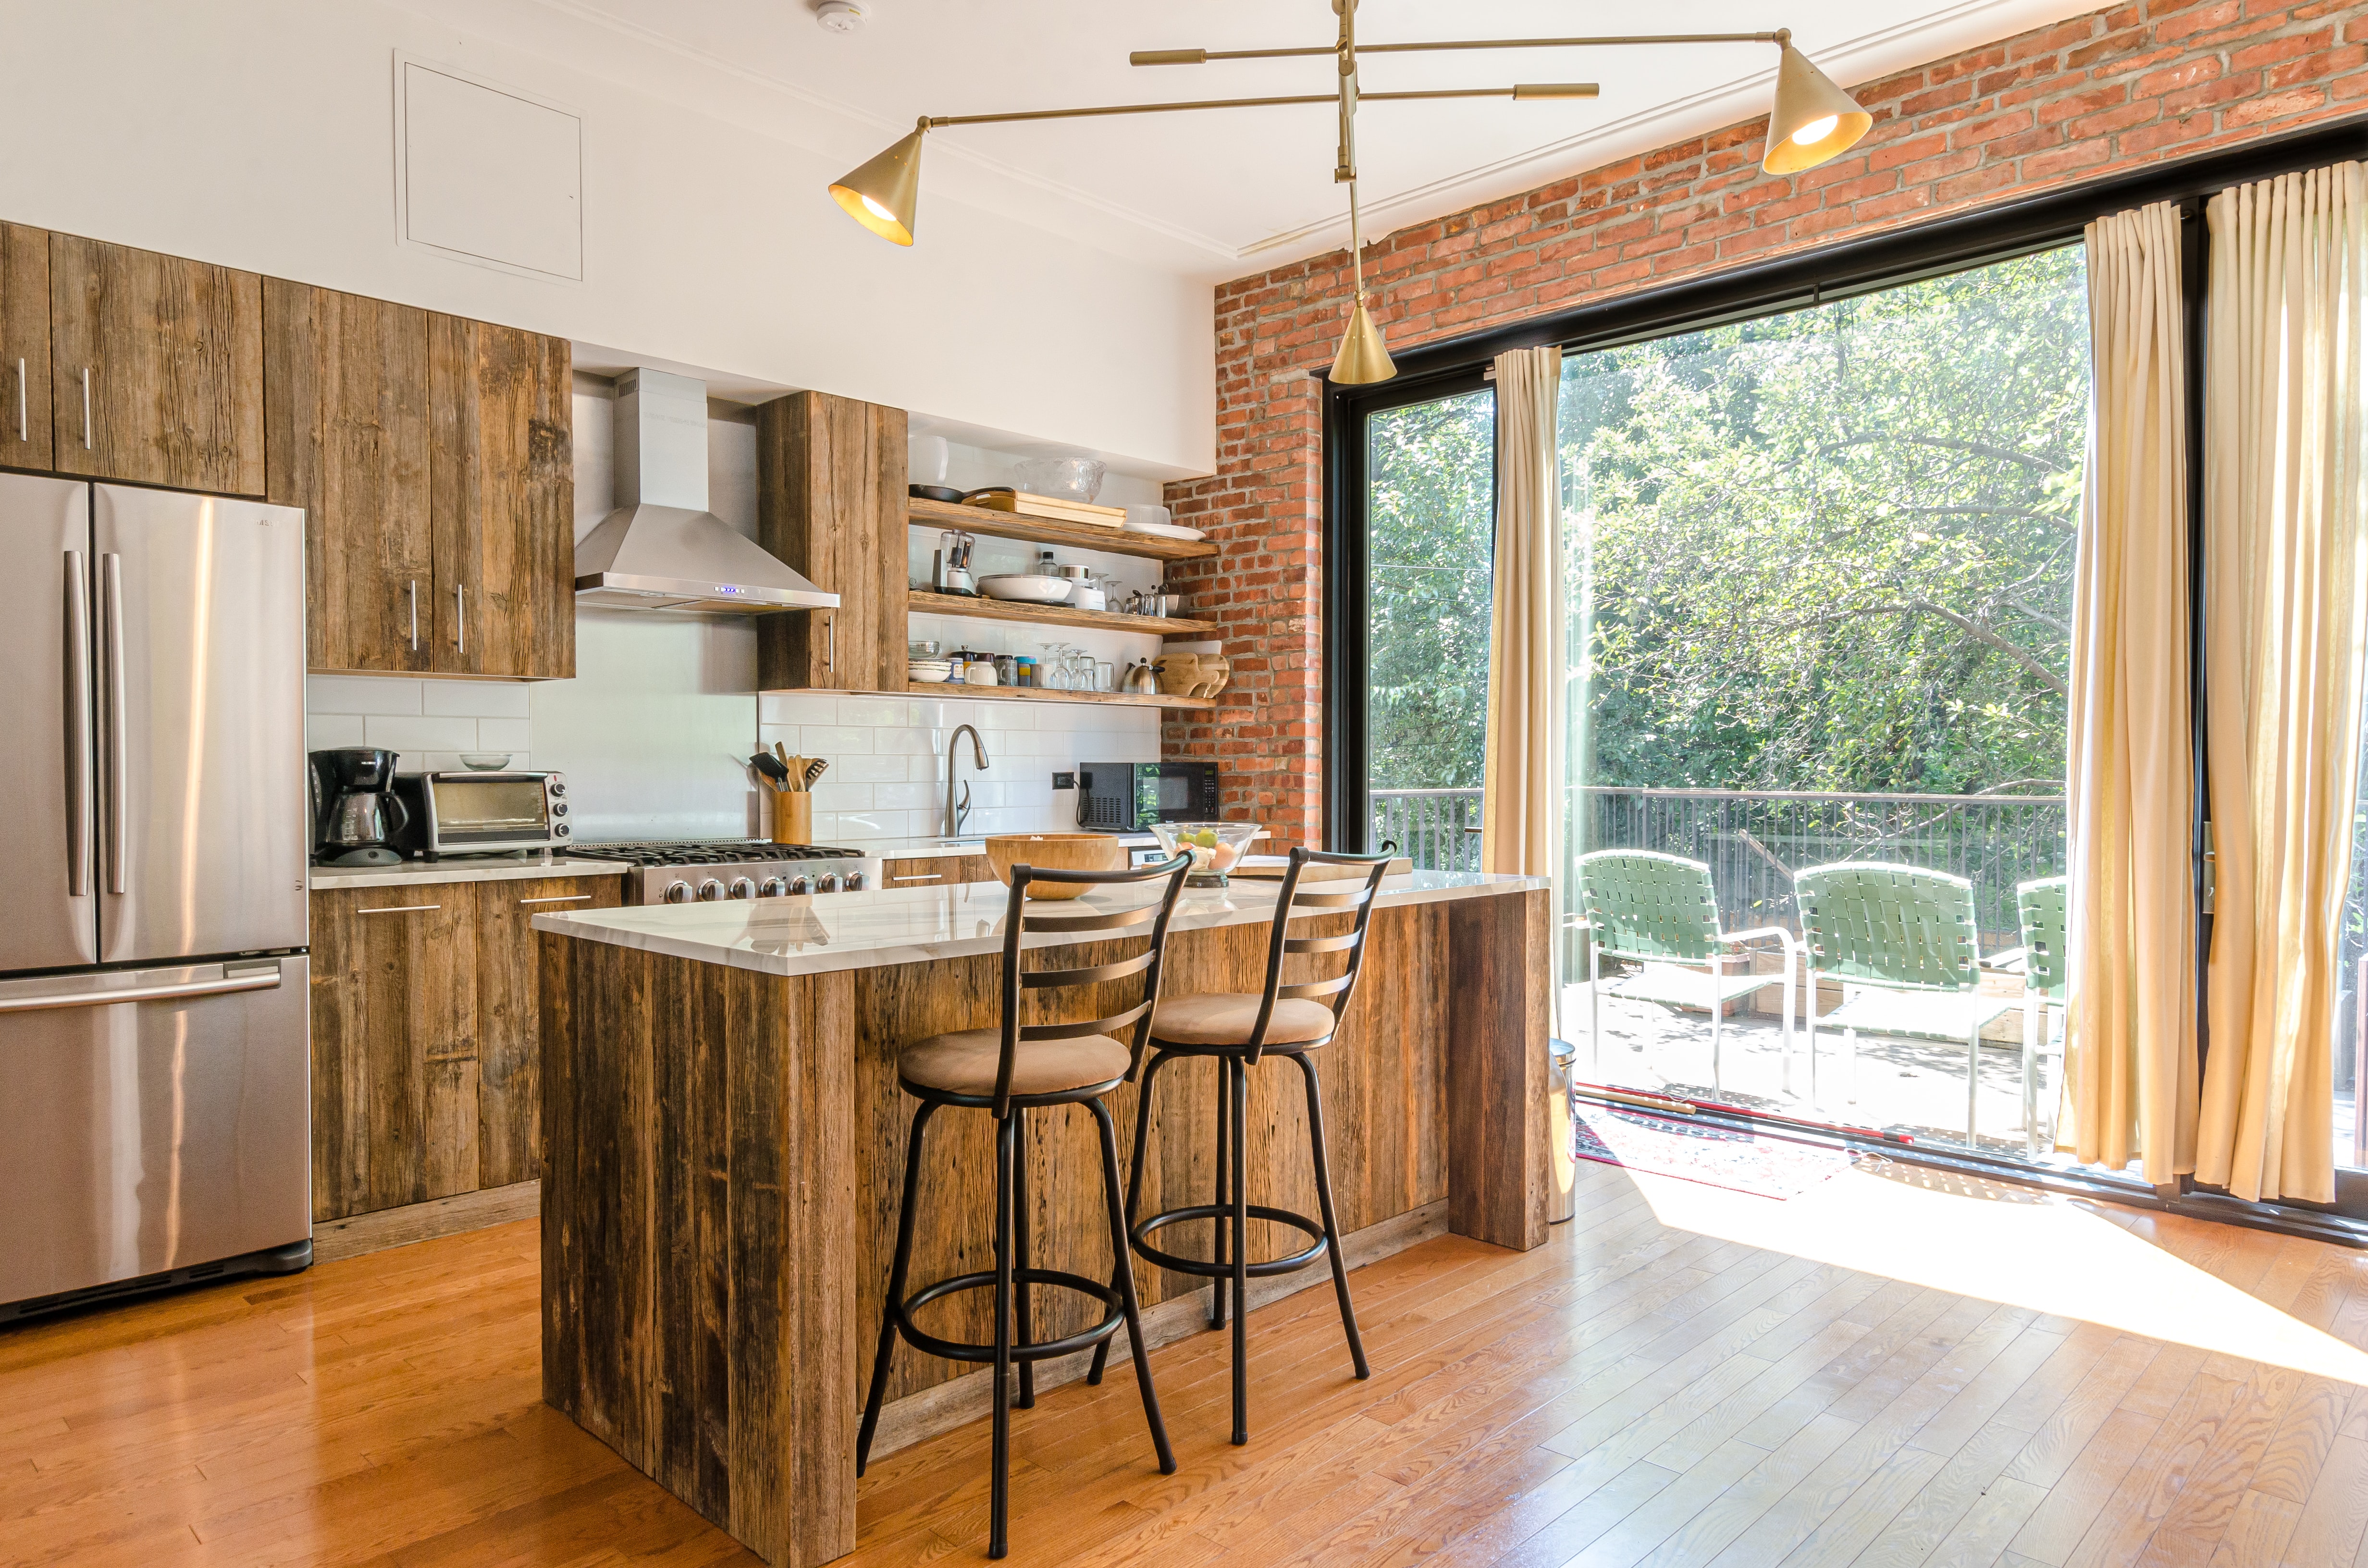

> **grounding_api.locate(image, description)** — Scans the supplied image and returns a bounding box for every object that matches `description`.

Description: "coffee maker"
[309,748,411,866]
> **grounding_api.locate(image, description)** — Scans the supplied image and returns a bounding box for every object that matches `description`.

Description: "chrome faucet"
[946,723,989,837]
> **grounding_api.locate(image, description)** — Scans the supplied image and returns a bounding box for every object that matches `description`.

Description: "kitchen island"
[533,870,1552,1568]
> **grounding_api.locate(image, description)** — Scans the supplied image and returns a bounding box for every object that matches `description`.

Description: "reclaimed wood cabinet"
[0,222,51,471]
[265,280,434,673]
[49,233,264,494]
[430,315,574,680]
[880,853,996,888]
[308,872,621,1224]
[755,389,906,691]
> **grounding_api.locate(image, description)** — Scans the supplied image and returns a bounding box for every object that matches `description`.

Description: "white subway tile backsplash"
[760,692,841,726]
[475,718,533,751]
[307,674,421,715]
[363,714,482,754]
[833,755,908,784]
[836,696,912,727]
[304,713,368,749]
[873,780,938,811]
[800,726,876,756]
[421,680,532,719]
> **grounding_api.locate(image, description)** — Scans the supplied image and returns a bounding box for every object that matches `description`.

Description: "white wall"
[0,0,1212,478]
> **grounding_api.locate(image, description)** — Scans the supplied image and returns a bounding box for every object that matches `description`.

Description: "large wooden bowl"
[984,833,1126,900]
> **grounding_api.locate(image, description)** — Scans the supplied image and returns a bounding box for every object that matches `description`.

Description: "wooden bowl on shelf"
[984,833,1126,900]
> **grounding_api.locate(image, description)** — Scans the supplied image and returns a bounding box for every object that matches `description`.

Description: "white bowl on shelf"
[1122,520,1205,541]
[976,574,1074,604]
[909,661,953,684]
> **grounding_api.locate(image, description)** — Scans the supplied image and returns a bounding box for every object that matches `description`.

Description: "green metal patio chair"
[1795,861,2017,1144]
[1990,875,2068,1156]
[1574,849,1797,1096]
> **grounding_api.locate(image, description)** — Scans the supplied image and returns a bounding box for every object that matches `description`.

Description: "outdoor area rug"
[1572,1101,1852,1200]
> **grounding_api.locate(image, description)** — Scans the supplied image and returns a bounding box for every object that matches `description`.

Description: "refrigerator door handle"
[0,967,282,1015]
[63,550,91,897]
[102,551,126,895]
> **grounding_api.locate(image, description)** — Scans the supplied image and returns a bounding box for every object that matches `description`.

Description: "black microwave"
[1078,761,1221,830]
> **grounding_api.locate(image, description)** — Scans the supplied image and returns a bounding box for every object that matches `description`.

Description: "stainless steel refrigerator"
[0,474,311,1321]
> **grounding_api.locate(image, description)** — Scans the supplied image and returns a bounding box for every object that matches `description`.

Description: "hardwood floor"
[4,1157,2366,1567]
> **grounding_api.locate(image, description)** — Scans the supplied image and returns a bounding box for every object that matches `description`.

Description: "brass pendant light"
[826,10,1872,378]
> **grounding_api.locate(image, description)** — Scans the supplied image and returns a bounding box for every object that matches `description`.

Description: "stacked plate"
[910,659,953,684]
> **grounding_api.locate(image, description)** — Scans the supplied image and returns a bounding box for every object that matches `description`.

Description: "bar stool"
[855,850,1192,1560]
[1087,845,1394,1446]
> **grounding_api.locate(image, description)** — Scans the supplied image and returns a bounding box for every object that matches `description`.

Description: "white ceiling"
[483,0,2099,277]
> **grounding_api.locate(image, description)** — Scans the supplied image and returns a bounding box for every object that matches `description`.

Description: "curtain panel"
[2067,201,2199,1185]
[2198,162,2368,1206]
[1481,346,1566,882]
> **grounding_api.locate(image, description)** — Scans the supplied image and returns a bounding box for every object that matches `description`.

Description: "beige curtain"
[2067,201,2198,1185]
[2198,163,2368,1206]
[1481,346,1565,881]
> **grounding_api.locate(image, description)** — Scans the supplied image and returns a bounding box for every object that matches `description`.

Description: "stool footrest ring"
[894,1267,1125,1365]
[1131,1202,1329,1280]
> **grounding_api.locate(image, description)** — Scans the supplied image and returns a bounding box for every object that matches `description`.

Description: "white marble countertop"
[309,855,630,891]
[533,871,1546,978]
[852,829,1268,863]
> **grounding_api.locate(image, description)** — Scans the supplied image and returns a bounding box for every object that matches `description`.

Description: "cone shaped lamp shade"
[830,124,927,245]
[1330,298,1396,384]
[1762,41,1872,175]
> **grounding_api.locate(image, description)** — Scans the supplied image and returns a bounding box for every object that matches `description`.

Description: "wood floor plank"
[2283,1433,2368,1568]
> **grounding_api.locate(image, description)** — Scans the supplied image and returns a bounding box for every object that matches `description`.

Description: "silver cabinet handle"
[15,356,25,443]
[81,367,92,450]
[0,968,282,1014]
[891,873,944,882]
[518,894,592,905]
[101,552,126,895]
[63,551,90,897]
[358,903,439,915]
[827,613,836,673]
[408,579,419,652]
[455,582,466,656]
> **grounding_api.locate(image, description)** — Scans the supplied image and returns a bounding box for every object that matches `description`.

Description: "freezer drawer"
[0,957,311,1309]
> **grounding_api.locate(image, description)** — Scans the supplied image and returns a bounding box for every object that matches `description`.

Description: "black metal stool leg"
[1210,1054,1231,1331]
[989,1110,1015,1559]
[1091,1097,1176,1473]
[1012,1107,1035,1409]
[1293,1050,1369,1379]
[1230,1052,1250,1446]
[857,1099,936,1474]
[1089,1048,1172,1388]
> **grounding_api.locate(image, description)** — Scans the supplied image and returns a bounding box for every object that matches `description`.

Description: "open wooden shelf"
[908,494,1218,563]
[904,682,1212,711]
[906,588,1215,639]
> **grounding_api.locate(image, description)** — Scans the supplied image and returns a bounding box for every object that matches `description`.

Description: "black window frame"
[1318,115,2368,1245]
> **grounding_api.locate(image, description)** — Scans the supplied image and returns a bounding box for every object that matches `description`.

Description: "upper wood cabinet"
[756,389,906,691]
[49,234,264,495]
[265,280,433,673]
[0,223,52,471]
[430,316,574,680]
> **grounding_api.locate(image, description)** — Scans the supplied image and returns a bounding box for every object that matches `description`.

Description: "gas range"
[570,839,883,905]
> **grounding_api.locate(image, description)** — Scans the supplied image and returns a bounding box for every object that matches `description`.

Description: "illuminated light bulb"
[1791,114,1840,147]
[861,194,897,223]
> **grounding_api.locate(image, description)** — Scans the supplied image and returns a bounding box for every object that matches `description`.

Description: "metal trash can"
[1547,1035,1578,1224]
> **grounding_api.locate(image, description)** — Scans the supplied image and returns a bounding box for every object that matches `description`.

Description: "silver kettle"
[1121,658,1160,694]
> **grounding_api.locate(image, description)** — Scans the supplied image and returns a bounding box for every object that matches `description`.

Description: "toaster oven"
[390,771,571,858]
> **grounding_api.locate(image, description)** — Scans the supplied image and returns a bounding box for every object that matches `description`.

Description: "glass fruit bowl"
[1148,821,1260,888]
[1014,456,1108,503]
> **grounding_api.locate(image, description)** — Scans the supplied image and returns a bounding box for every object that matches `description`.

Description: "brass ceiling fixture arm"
[1131,31,1787,67]
[920,83,1596,130]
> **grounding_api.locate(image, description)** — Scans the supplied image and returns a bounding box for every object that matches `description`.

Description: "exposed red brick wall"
[1163,0,2368,850]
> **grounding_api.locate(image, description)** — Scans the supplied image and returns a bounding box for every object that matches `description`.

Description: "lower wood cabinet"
[879,853,996,887]
[308,873,621,1223]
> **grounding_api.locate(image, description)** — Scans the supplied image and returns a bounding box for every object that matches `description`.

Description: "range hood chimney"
[574,368,838,614]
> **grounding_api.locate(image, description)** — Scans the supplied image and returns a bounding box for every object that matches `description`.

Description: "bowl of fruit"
[1148,821,1260,888]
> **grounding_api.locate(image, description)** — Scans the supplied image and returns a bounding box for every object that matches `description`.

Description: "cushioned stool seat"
[1152,994,1335,1048]
[898,1029,1131,1096]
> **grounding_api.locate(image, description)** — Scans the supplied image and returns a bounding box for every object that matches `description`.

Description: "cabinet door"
[755,390,906,690]
[475,874,623,1188]
[265,280,432,672]
[429,315,573,679]
[0,223,52,470]
[49,234,264,494]
[308,887,481,1222]
[883,854,996,888]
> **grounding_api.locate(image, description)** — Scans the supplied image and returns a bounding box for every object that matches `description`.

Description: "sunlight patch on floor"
[1626,1160,2368,1386]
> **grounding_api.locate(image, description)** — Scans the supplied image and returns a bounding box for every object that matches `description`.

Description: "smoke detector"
[814,1,865,33]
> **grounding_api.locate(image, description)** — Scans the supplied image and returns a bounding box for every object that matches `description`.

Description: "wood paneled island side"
[534,871,1552,1567]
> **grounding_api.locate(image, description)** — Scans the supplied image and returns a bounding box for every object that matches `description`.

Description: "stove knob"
[663,880,693,904]
[788,874,814,896]
[697,879,727,902]
[843,869,867,891]
[760,877,789,899]
[728,877,757,901]
[816,871,842,894]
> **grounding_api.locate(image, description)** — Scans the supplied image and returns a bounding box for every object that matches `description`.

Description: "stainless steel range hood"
[574,368,838,614]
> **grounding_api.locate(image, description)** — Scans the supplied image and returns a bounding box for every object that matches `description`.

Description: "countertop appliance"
[1078,761,1222,832]
[0,475,311,1322]
[569,840,883,905]
[310,747,409,867]
[390,770,571,859]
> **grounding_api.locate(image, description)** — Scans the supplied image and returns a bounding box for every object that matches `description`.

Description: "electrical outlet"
[1052,771,1077,791]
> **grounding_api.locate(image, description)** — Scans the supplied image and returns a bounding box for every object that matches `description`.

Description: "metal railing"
[1369,784,2068,946]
